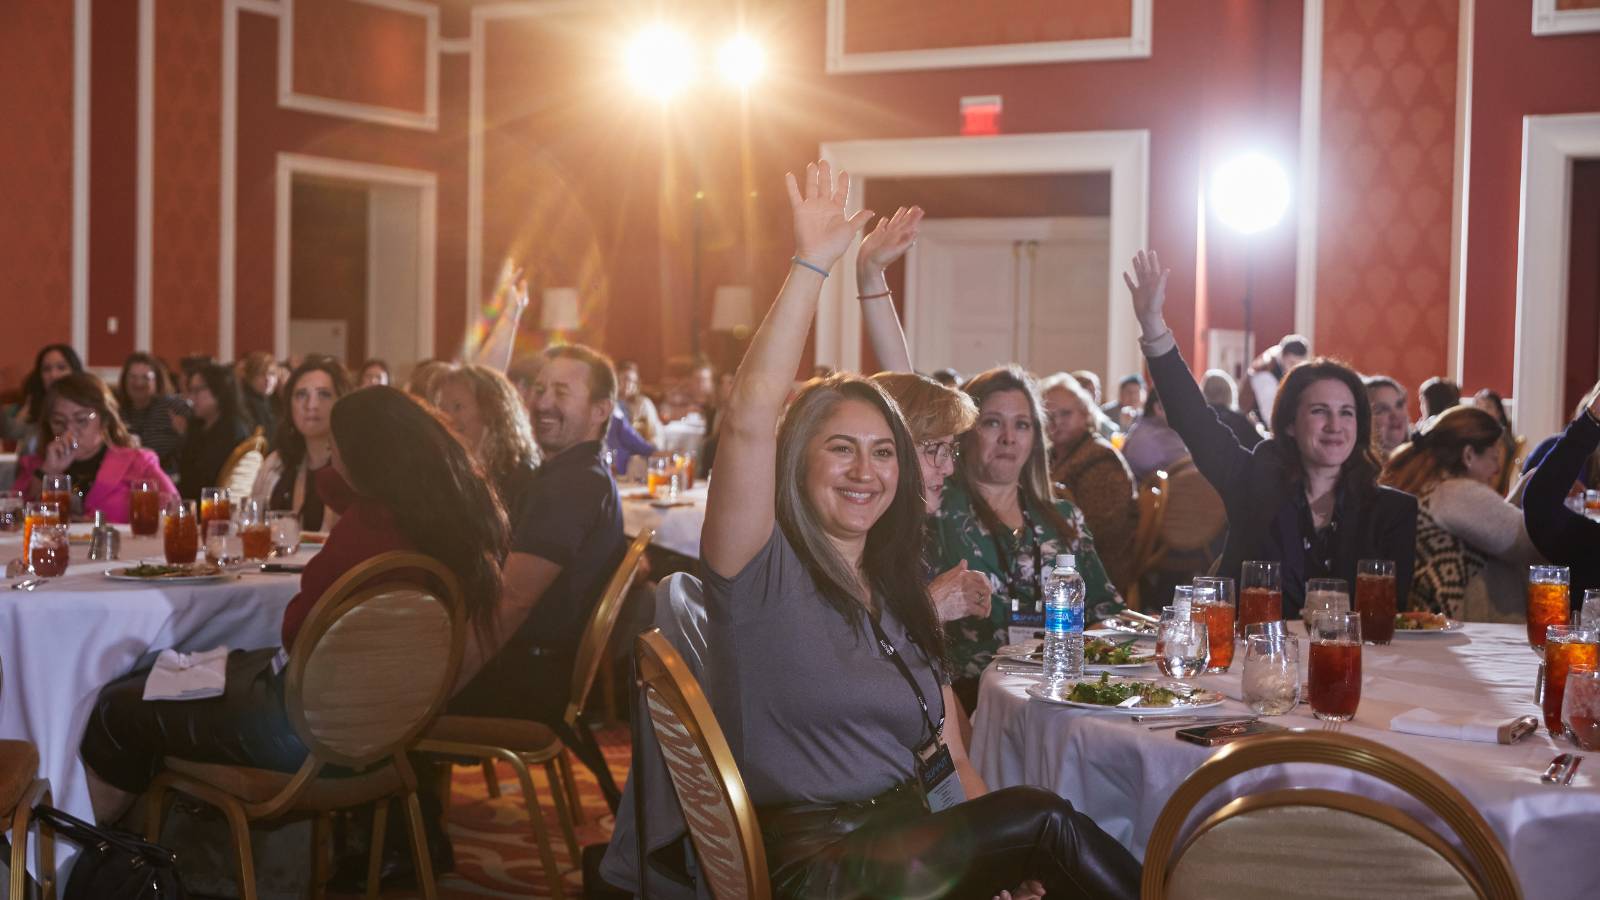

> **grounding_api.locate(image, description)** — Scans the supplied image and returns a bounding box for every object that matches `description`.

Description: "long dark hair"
[276,358,352,471]
[1268,358,1383,489]
[188,363,244,432]
[116,352,173,409]
[22,344,85,422]
[40,373,133,450]
[1379,406,1504,496]
[955,366,1079,547]
[331,387,508,646]
[775,374,945,663]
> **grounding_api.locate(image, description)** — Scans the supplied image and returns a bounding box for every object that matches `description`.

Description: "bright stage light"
[627,26,695,99]
[1211,153,1291,235]
[717,34,764,87]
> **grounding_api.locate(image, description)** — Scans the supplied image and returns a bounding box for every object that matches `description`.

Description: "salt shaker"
[89,509,121,561]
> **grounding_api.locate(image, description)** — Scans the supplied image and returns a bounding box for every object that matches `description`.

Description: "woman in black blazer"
[1124,251,1417,619]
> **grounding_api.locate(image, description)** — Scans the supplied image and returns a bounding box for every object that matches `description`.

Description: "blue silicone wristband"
[791,256,830,278]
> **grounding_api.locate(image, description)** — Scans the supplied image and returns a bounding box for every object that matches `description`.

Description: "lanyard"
[990,489,1044,598]
[867,614,942,744]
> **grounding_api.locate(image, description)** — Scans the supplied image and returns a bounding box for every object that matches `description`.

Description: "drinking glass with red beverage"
[1308,611,1362,721]
[1527,566,1572,657]
[41,473,72,524]
[237,498,271,560]
[1562,665,1600,750]
[27,522,69,577]
[129,479,160,536]
[1356,559,1398,645]
[1193,576,1236,673]
[200,487,231,525]
[1239,560,1283,635]
[22,501,60,561]
[1543,626,1600,737]
[162,499,199,564]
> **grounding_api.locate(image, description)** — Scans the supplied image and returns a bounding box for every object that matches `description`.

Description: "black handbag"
[29,805,188,900]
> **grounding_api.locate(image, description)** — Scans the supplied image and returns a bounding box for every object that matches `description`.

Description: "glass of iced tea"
[237,498,271,560]
[162,499,199,564]
[1193,577,1236,673]
[1302,578,1350,635]
[1562,665,1600,750]
[1527,566,1572,656]
[41,473,72,525]
[0,490,23,533]
[22,501,60,561]
[129,479,160,536]
[1239,560,1283,634]
[1543,626,1600,737]
[1308,611,1362,721]
[200,487,232,525]
[27,522,69,577]
[1356,559,1398,645]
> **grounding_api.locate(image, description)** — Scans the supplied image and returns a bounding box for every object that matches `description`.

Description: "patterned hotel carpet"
[331,724,631,899]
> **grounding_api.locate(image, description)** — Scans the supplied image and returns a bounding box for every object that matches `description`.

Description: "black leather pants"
[765,786,1141,900]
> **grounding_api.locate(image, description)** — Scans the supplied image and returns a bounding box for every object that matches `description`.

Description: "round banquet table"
[620,483,707,559]
[0,528,306,885]
[969,623,1600,900]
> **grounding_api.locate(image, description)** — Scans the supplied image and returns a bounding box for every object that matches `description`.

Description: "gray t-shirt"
[701,526,945,808]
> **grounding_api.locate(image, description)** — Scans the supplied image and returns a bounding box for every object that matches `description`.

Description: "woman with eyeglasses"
[11,373,176,522]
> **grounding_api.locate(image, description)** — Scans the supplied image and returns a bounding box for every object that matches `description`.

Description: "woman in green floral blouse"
[929,365,1125,708]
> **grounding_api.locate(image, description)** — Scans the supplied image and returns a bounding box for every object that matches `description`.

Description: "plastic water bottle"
[1043,553,1086,684]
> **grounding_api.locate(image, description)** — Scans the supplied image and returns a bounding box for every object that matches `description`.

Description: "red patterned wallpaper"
[0,0,75,388]
[842,0,1133,53]
[152,0,222,364]
[1313,0,1458,395]
[291,0,430,115]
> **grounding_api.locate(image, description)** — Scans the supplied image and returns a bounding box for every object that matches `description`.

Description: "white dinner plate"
[104,566,233,584]
[1086,626,1155,642]
[1391,618,1464,637]
[998,640,1157,669]
[1026,677,1225,714]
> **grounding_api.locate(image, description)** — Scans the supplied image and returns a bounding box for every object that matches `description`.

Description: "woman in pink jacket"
[13,373,176,523]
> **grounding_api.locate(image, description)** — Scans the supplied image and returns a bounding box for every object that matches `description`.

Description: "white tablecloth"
[0,530,303,885]
[620,485,707,559]
[970,623,1600,900]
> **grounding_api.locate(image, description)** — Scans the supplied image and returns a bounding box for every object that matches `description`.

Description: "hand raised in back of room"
[856,205,925,280]
[1122,248,1170,334]
[785,160,874,271]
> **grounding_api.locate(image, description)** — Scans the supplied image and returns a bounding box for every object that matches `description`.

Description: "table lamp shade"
[710,285,754,333]
[541,287,581,331]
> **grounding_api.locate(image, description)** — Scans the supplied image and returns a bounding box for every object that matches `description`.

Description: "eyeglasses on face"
[48,411,99,433]
[919,440,960,465]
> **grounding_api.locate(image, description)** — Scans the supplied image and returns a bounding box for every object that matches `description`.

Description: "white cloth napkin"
[1388,708,1527,744]
[142,646,229,701]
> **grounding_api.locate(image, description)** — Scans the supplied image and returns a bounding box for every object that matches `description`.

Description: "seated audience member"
[505,358,541,412]
[1418,375,1462,421]
[80,387,507,819]
[931,365,1124,709]
[931,367,962,388]
[1040,373,1138,594]
[175,363,252,499]
[1103,373,1146,431]
[2,344,84,456]
[1380,407,1543,621]
[238,350,280,444]
[431,364,541,521]
[605,402,656,477]
[1203,368,1267,449]
[250,358,351,530]
[1126,250,1416,620]
[1522,395,1600,494]
[358,358,391,387]
[116,352,184,474]
[12,373,176,522]
[1524,379,1600,600]
[405,358,451,399]
[605,161,1139,898]
[1072,369,1103,408]
[616,359,663,441]
[1121,392,1188,482]
[1072,368,1121,440]
[1365,375,1411,460]
[1242,334,1309,424]
[1473,388,1521,496]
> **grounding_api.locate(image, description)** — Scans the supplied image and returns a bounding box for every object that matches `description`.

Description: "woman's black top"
[177,416,250,499]
[1147,346,1418,617]
[122,394,185,473]
[1524,411,1600,601]
[242,389,276,451]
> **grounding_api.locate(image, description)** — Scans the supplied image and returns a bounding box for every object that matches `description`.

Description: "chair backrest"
[635,628,768,900]
[1157,457,1226,555]
[1126,469,1169,610]
[219,433,268,497]
[1142,731,1520,900]
[284,551,464,770]
[564,528,655,727]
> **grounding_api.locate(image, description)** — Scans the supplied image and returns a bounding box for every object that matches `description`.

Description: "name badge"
[915,736,965,813]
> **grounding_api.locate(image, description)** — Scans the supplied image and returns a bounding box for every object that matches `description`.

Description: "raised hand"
[857,205,924,279]
[785,160,874,271]
[929,559,994,622]
[1122,249,1169,334]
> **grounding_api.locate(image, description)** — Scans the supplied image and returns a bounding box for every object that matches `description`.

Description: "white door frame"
[274,152,438,360]
[816,131,1149,387]
[1513,113,1600,441]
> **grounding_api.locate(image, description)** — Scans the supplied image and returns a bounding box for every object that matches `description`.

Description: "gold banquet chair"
[218,429,268,498]
[1142,731,1521,900]
[142,552,464,900]
[1125,469,1168,611]
[635,628,769,900]
[2,656,56,900]
[418,527,655,899]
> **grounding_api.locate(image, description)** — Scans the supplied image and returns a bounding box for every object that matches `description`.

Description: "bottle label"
[1046,603,1083,633]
